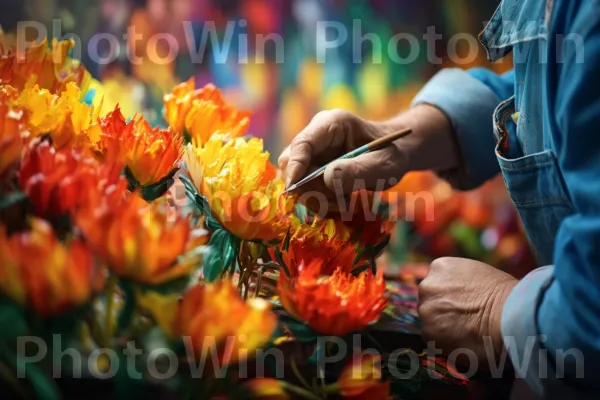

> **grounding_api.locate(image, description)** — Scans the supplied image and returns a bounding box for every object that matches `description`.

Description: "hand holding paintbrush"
[283,128,413,194]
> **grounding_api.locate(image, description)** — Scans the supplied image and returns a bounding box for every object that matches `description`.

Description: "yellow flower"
[164,78,250,146]
[184,136,293,241]
[176,281,277,366]
[0,218,105,316]
[0,36,91,95]
[15,82,101,148]
[138,281,277,370]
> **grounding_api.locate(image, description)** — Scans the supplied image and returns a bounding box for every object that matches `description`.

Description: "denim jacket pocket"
[493,97,574,265]
[479,0,549,62]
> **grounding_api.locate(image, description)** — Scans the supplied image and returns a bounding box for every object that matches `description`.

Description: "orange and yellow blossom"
[279,262,388,336]
[0,218,104,316]
[239,379,290,399]
[76,194,192,285]
[184,136,293,241]
[15,82,101,149]
[0,86,23,179]
[176,281,277,366]
[120,115,183,186]
[90,106,183,186]
[164,78,250,146]
[273,217,359,277]
[0,37,91,95]
[336,354,392,400]
[138,281,277,367]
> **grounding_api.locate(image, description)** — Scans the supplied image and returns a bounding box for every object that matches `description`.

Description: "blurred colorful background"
[1,0,534,278]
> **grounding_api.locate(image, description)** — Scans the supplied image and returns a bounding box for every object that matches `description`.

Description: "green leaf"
[367,234,391,259]
[273,247,291,278]
[0,191,27,211]
[350,223,364,243]
[203,247,223,282]
[139,167,179,202]
[124,165,139,192]
[353,242,366,265]
[351,263,371,277]
[183,130,192,145]
[203,229,236,281]
[449,222,485,256]
[179,175,222,232]
[117,280,137,333]
[279,316,318,343]
[282,227,291,252]
[0,341,60,400]
[0,298,28,341]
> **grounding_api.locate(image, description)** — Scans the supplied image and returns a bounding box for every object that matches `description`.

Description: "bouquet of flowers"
[0,37,467,399]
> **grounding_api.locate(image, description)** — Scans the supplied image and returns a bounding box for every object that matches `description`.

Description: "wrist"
[490,278,519,357]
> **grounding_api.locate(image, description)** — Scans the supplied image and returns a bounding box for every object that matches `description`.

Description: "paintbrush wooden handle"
[366,128,413,151]
[284,128,412,193]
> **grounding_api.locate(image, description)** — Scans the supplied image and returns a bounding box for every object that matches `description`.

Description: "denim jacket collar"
[479,0,551,62]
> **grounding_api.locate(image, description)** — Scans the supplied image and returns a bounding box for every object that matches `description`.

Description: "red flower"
[18,139,124,221]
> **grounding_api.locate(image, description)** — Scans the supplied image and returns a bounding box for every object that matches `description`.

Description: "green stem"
[322,383,339,394]
[280,381,322,400]
[291,356,312,390]
[103,274,118,347]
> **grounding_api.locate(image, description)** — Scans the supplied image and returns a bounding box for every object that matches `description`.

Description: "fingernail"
[333,167,342,180]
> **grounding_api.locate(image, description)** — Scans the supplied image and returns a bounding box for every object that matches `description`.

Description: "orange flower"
[92,107,183,187]
[87,104,128,162]
[239,379,290,399]
[18,139,110,220]
[0,218,104,316]
[76,195,192,285]
[274,217,359,277]
[174,281,277,366]
[0,86,23,179]
[164,78,250,146]
[0,37,91,95]
[184,137,293,241]
[279,262,388,336]
[337,354,392,399]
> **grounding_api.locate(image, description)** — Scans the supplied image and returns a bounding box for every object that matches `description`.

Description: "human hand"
[278,105,458,209]
[418,257,518,368]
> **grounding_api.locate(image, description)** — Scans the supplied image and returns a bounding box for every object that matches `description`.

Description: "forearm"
[409,68,513,190]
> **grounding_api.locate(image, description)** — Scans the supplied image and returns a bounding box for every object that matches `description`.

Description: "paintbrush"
[283,127,413,194]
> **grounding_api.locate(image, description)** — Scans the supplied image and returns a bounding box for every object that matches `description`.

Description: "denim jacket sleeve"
[411,68,514,190]
[503,1,600,396]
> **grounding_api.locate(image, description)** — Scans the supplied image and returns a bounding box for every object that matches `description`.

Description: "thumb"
[323,150,404,194]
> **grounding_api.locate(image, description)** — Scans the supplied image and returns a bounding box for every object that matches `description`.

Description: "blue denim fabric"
[413,0,600,396]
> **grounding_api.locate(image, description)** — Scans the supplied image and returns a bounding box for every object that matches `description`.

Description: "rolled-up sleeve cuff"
[502,266,554,396]
[411,68,500,190]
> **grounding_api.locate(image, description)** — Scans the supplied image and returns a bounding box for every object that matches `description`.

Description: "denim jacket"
[413,0,600,397]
